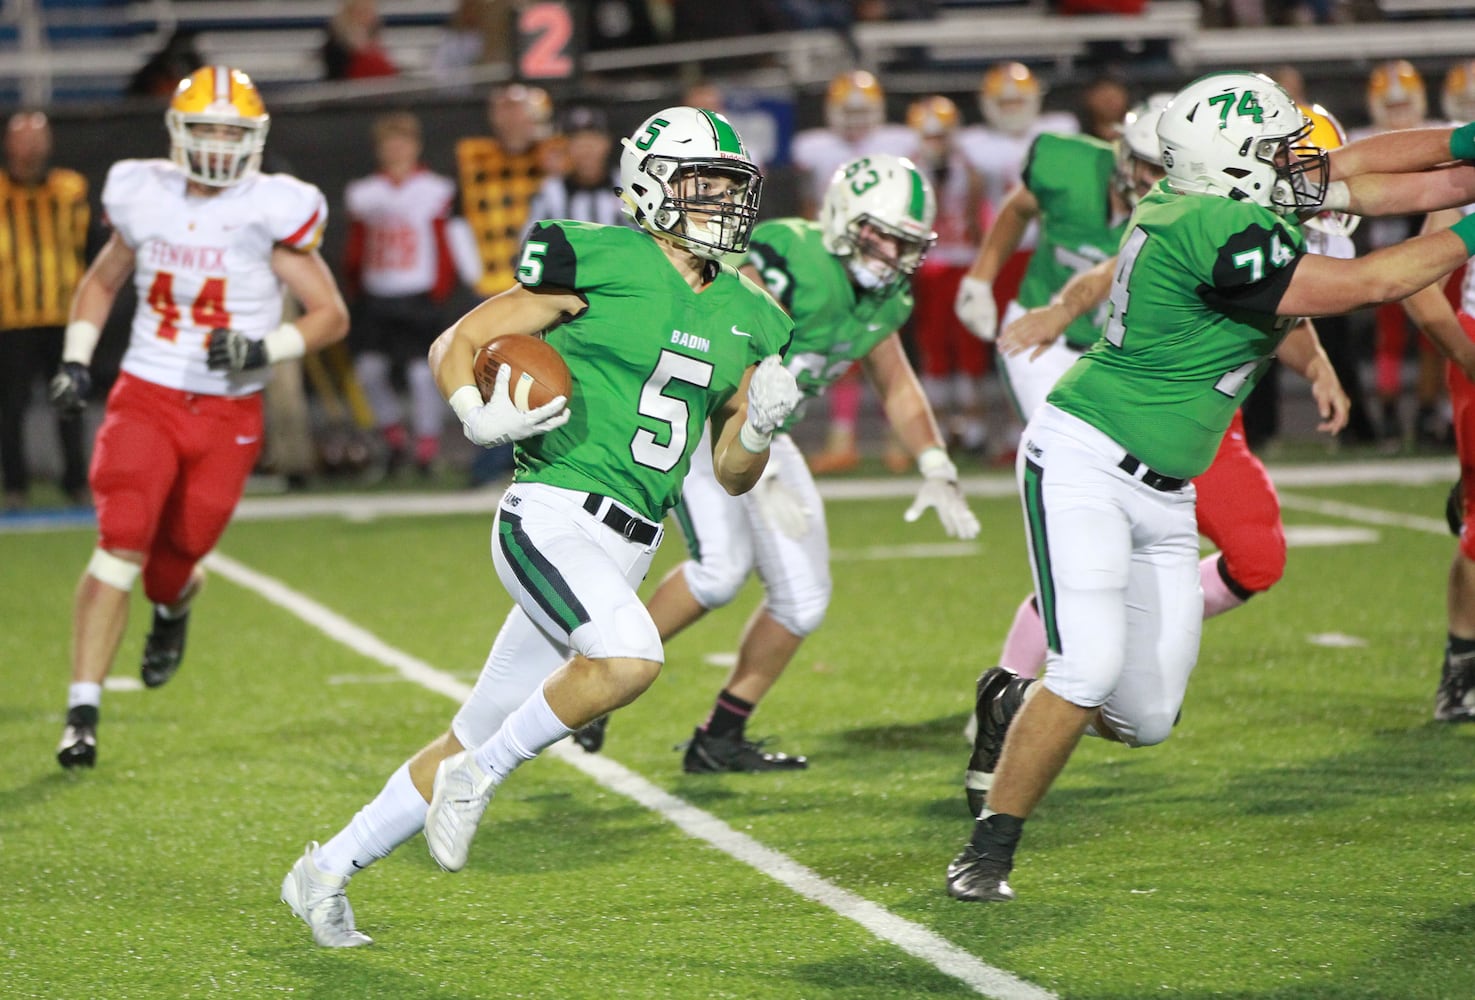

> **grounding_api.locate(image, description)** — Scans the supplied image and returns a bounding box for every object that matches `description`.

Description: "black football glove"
[48,361,92,415]
[205,327,269,372]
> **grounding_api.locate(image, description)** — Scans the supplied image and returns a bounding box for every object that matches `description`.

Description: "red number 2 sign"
[517,2,575,80]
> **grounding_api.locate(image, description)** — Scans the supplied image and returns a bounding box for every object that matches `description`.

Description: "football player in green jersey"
[612,153,979,773]
[948,70,1475,903]
[281,107,801,946]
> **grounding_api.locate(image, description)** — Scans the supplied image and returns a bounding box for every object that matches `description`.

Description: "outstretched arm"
[1401,208,1475,384]
[1330,124,1475,217]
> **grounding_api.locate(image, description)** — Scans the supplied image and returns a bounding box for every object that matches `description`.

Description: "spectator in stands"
[456,84,558,486]
[0,112,91,511]
[430,0,494,82]
[322,0,399,81]
[127,29,204,99]
[526,105,628,231]
[586,0,667,50]
[344,112,465,479]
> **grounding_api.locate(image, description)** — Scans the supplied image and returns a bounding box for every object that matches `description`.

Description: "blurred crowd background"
[2,0,1473,508]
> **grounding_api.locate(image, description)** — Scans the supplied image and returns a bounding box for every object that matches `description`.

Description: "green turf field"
[3,463,1473,1000]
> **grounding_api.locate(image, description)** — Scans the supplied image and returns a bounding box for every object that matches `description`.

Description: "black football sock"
[703,689,755,740]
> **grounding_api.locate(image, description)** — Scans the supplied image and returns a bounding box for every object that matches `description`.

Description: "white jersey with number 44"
[106,159,328,397]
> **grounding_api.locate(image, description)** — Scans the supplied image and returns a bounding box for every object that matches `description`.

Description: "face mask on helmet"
[1113,92,1172,207]
[1444,60,1475,123]
[617,107,763,260]
[1157,72,1326,216]
[821,154,937,291]
[1367,59,1426,131]
[979,62,1041,136]
[166,66,269,187]
[1297,102,1359,238]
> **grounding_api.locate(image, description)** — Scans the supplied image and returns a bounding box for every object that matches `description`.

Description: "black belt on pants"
[582,493,661,544]
[1117,454,1188,492]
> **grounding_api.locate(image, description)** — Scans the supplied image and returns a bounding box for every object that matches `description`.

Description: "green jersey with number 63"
[513,220,792,521]
[1017,132,1128,350]
[1048,185,1305,478]
[745,218,912,431]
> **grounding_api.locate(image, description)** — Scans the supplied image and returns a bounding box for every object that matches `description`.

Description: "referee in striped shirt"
[0,111,89,510]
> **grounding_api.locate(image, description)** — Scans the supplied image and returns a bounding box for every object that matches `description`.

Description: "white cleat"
[281,843,373,948]
[425,749,496,872]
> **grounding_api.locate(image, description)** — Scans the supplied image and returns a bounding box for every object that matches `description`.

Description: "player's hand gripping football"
[954,276,998,342]
[205,327,269,372]
[904,447,980,540]
[739,355,802,452]
[48,362,91,415]
[453,363,570,448]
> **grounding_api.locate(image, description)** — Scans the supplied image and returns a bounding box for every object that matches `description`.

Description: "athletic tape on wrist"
[63,320,101,365]
[448,384,483,422]
[263,322,306,363]
[739,422,772,453]
[918,446,957,481]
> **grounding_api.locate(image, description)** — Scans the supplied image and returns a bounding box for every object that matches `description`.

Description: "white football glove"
[954,276,998,342]
[449,365,570,448]
[904,447,980,540]
[752,459,810,540]
[739,355,803,451]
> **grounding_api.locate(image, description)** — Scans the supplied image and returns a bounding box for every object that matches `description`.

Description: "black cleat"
[572,715,609,754]
[141,606,190,689]
[57,705,99,769]
[1434,652,1475,722]
[681,727,808,773]
[946,843,1016,902]
[965,667,1034,817]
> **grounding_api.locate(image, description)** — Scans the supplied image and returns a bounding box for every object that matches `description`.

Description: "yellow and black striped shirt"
[0,167,89,330]
[455,137,555,297]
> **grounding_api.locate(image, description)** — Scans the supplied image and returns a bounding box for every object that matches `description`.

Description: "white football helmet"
[1157,72,1326,216]
[1113,92,1172,206]
[617,106,762,260]
[820,153,937,291]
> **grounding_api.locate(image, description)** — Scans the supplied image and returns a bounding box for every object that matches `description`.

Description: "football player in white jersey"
[50,66,349,769]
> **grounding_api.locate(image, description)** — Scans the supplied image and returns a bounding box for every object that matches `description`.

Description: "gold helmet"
[825,70,885,135]
[1299,103,1359,238]
[1444,60,1475,123]
[166,66,269,187]
[1366,59,1426,131]
[906,94,960,138]
[979,61,1041,136]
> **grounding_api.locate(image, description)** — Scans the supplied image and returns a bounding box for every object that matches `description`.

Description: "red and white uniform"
[913,147,988,379]
[107,159,327,397]
[342,167,456,300]
[790,125,917,212]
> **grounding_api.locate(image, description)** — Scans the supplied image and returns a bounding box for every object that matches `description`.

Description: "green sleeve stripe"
[497,512,588,634]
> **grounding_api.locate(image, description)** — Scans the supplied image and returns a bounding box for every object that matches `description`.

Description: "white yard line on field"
[204,550,1058,1000]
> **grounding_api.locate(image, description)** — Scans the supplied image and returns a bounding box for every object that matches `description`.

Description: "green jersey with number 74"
[1048,184,1306,479]
[511,220,792,522]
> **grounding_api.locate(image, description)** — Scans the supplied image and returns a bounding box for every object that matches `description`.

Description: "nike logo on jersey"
[730,325,752,337]
[235,435,259,446]
[867,324,882,332]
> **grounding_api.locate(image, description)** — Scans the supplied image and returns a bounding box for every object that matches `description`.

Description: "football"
[473,334,572,411]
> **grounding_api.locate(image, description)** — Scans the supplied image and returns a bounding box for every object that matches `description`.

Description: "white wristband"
[1322,180,1350,213]
[62,319,101,365]
[918,446,958,481]
[739,422,773,453]
[448,384,483,422]
[262,322,306,363]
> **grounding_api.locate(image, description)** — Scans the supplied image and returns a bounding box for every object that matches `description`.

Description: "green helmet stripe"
[701,110,745,155]
[907,167,927,221]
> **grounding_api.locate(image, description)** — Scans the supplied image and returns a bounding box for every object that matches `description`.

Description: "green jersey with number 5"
[1048,185,1305,478]
[1017,132,1128,350]
[512,220,792,522]
[745,218,912,432]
